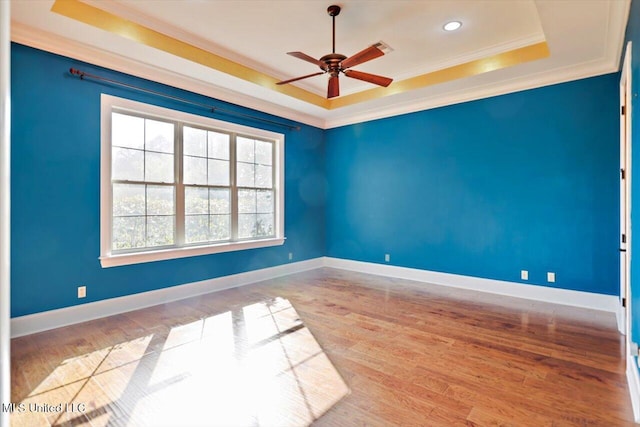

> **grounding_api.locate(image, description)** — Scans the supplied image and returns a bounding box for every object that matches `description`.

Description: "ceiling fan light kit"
[276,4,394,98]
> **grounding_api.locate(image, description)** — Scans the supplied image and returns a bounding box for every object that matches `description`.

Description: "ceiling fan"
[276,4,393,98]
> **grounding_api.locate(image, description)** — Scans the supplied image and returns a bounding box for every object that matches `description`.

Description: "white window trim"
[100,94,285,268]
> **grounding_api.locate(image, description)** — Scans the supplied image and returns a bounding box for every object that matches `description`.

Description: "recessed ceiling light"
[443,21,462,31]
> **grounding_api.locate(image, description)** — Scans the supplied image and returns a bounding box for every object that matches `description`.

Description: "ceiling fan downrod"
[328,5,340,54]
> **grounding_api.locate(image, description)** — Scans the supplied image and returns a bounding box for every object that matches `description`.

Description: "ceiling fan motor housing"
[320,53,347,75]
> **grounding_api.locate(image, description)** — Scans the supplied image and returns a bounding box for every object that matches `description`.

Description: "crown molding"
[321,0,629,128]
[604,0,632,70]
[323,52,619,129]
[11,22,325,129]
[9,20,622,131]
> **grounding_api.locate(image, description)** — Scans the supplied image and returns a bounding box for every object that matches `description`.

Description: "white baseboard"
[11,256,621,338]
[10,258,324,338]
[627,355,640,422]
[322,257,620,314]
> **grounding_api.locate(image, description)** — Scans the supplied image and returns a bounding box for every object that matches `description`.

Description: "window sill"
[100,237,286,268]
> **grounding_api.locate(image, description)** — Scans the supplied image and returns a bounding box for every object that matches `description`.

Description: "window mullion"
[230,133,238,242]
[175,122,185,246]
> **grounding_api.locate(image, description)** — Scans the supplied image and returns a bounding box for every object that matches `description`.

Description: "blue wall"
[11,41,622,318]
[325,75,620,295]
[10,43,325,317]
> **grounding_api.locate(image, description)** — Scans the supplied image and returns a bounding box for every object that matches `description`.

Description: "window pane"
[112,147,144,181]
[185,215,209,244]
[113,183,145,216]
[147,185,174,215]
[256,213,274,237]
[237,137,255,163]
[146,216,174,247]
[256,190,273,214]
[145,152,174,183]
[238,214,256,239]
[183,126,207,157]
[255,140,272,165]
[210,189,230,214]
[185,186,209,215]
[112,113,144,149]
[239,189,256,213]
[145,119,174,153]
[208,159,229,186]
[255,165,272,188]
[208,131,229,160]
[113,216,145,250]
[184,155,207,185]
[237,162,255,187]
[211,215,230,241]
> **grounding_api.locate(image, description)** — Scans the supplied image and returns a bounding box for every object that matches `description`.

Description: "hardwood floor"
[10,268,636,426]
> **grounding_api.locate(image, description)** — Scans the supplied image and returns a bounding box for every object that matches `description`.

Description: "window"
[100,95,284,267]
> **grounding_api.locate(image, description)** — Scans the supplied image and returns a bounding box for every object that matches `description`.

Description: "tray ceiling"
[10,0,630,128]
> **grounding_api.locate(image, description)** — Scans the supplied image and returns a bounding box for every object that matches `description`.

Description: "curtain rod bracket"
[70,68,85,79]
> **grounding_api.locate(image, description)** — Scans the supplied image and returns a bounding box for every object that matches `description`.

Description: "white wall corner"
[322,257,619,314]
[627,355,640,422]
[10,257,324,338]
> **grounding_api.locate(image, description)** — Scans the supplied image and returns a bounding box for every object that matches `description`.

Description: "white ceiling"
[10,0,631,129]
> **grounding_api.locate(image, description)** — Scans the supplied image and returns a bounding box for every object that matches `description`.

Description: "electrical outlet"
[547,272,556,283]
[288,252,293,261]
[77,286,86,299]
[521,270,528,280]
[384,254,390,262]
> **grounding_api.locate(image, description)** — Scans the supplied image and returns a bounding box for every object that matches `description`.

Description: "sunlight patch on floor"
[12,298,349,426]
